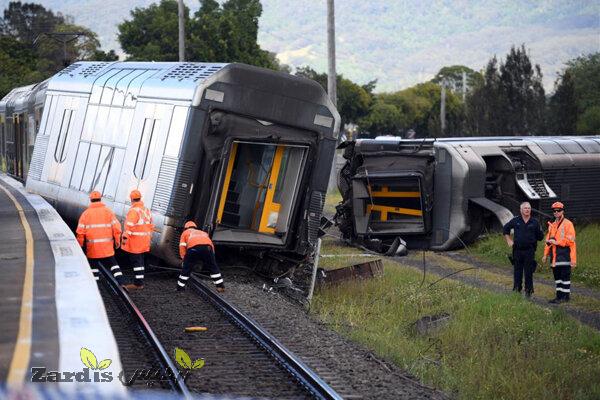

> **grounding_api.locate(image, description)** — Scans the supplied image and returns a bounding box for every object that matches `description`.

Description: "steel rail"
[187,275,343,400]
[99,266,192,398]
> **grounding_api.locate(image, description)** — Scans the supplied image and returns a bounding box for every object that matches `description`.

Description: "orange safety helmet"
[551,201,564,210]
[184,221,197,229]
[130,189,142,201]
[89,191,102,201]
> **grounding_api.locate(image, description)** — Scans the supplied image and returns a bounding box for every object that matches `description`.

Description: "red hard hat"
[130,189,142,201]
[551,201,564,210]
[184,221,197,229]
[89,191,102,201]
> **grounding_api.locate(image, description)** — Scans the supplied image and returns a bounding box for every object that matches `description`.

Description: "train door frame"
[213,139,310,240]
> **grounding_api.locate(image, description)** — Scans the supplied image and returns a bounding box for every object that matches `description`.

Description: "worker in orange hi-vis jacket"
[121,189,154,291]
[76,191,126,285]
[177,221,225,293]
[543,201,577,304]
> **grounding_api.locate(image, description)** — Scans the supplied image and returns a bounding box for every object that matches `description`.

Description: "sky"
[3,0,600,93]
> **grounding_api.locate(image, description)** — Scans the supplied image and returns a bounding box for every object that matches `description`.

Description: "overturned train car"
[336,137,600,253]
[1,61,340,271]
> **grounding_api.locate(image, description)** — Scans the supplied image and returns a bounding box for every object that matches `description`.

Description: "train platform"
[0,174,124,394]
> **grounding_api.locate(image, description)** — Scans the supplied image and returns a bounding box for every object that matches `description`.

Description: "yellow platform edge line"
[1,183,34,387]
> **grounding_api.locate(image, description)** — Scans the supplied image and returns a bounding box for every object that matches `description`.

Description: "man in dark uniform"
[503,202,544,297]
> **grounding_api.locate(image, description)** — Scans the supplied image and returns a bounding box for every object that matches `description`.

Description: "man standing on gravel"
[503,202,544,297]
[543,201,576,304]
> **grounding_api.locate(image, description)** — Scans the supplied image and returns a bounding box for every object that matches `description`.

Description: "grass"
[470,224,600,290]
[411,251,600,313]
[323,189,342,217]
[312,241,600,399]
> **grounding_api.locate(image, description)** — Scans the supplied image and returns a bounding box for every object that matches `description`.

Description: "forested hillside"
[3,0,597,92]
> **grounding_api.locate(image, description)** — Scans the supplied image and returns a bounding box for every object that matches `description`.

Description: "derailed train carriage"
[0,61,340,272]
[335,136,600,253]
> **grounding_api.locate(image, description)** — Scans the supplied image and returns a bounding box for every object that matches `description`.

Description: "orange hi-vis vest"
[122,201,154,254]
[179,228,214,259]
[543,217,577,267]
[76,202,122,259]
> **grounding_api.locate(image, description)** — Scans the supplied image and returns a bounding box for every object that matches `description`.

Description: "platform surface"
[0,174,124,394]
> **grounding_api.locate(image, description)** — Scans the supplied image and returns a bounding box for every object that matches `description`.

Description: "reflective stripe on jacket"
[543,217,577,267]
[76,202,122,259]
[179,228,214,259]
[122,201,154,254]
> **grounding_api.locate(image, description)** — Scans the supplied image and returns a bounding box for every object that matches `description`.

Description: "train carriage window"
[134,118,157,180]
[556,140,585,154]
[537,141,564,154]
[69,141,90,189]
[53,109,73,163]
[573,139,600,153]
[81,104,98,141]
[116,108,133,148]
[93,106,110,143]
[164,106,187,157]
[40,95,55,136]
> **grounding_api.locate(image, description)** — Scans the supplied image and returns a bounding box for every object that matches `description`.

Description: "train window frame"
[53,109,74,163]
[133,118,157,180]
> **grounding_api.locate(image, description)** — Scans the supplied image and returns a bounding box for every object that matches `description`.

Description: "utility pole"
[34,32,88,67]
[178,0,185,61]
[327,0,338,192]
[462,70,467,102]
[327,0,337,107]
[440,80,446,136]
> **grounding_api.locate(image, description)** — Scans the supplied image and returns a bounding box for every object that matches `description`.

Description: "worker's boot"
[216,284,225,293]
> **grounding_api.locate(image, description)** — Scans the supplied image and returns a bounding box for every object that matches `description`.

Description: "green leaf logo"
[174,347,192,369]
[192,358,205,369]
[98,359,112,370]
[80,347,98,369]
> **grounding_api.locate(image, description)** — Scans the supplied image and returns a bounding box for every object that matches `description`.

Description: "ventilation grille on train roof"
[162,63,223,82]
[58,62,110,78]
[79,62,111,78]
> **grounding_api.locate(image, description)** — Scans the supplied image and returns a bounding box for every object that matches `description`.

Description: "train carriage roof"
[359,136,600,155]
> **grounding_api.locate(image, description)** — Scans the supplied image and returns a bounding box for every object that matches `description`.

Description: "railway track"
[98,266,191,396]
[127,268,344,399]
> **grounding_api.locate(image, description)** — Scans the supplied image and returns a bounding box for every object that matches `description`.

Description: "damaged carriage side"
[335,136,600,253]
[4,61,341,277]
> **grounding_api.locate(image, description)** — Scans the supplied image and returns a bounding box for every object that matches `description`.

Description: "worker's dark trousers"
[125,252,145,286]
[89,256,125,285]
[513,248,535,293]
[553,265,572,300]
[178,245,224,289]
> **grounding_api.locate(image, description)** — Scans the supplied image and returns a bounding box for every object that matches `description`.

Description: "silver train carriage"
[335,136,600,253]
[1,61,340,269]
[0,80,48,180]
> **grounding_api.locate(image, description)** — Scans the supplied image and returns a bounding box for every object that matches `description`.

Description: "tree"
[1,2,114,78]
[550,53,600,134]
[548,69,577,134]
[119,0,284,70]
[360,81,465,137]
[0,35,44,98]
[432,65,482,97]
[357,101,404,136]
[118,0,182,61]
[466,46,545,136]
[1,1,63,43]
[500,45,545,135]
[295,66,373,128]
